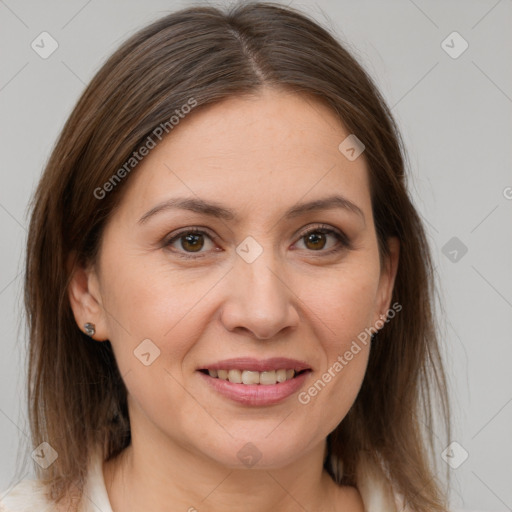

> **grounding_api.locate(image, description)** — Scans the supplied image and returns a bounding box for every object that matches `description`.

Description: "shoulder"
[328,452,409,511]
[355,453,412,512]
[0,478,58,512]
[1,477,91,512]
[1,446,111,512]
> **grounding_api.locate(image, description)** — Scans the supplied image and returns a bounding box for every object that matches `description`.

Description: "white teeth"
[207,368,298,384]
[242,370,260,385]
[276,369,287,383]
[259,370,276,385]
[228,369,242,383]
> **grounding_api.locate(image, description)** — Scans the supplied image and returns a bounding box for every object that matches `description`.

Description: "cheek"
[297,308,372,434]
[101,252,204,339]
[99,254,225,384]
[301,348,370,438]
[302,261,380,341]
[98,262,206,434]
[293,263,377,416]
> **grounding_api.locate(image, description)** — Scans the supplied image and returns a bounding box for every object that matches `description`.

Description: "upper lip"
[198,357,311,372]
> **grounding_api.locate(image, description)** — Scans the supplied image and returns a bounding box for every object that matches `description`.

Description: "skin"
[69,86,399,512]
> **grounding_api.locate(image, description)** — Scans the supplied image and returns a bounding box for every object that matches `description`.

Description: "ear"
[67,252,109,341]
[373,236,400,324]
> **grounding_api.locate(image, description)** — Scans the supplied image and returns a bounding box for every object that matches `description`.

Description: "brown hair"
[24,2,451,510]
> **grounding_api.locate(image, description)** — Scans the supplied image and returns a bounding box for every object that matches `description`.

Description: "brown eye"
[165,228,218,257]
[295,225,351,254]
[304,231,327,250]
[180,233,205,252]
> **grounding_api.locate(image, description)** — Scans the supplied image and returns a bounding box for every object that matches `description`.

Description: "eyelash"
[163,224,352,260]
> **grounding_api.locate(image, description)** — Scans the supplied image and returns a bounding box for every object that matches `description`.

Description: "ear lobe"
[375,236,400,321]
[67,255,108,341]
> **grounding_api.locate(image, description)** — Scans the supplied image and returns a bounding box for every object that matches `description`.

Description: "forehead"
[114,87,371,224]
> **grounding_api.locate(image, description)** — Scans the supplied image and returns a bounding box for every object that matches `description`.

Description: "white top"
[0,449,408,511]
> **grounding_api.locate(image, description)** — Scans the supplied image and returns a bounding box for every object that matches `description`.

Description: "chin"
[199,434,314,471]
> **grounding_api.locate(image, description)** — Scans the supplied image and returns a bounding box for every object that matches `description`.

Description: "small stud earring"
[84,322,96,337]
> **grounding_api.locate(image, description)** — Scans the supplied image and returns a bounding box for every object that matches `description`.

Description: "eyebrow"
[137,194,365,225]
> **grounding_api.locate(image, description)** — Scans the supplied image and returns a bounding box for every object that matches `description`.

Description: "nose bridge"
[241,253,283,304]
[221,238,298,339]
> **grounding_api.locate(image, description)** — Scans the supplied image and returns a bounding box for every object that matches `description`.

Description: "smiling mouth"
[198,368,310,385]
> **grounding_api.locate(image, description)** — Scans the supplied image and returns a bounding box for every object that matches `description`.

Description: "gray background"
[0,1,511,511]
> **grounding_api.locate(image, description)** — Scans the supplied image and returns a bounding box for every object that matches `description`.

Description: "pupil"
[306,232,326,250]
[183,233,204,252]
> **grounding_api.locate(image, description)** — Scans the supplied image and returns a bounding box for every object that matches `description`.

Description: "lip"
[198,369,311,406]
[198,357,311,373]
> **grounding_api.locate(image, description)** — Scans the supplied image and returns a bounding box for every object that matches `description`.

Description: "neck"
[103,420,337,512]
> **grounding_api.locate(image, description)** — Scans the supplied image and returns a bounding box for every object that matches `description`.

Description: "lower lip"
[198,370,310,406]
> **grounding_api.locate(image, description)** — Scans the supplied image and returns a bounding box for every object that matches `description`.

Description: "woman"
[1,2,451,511]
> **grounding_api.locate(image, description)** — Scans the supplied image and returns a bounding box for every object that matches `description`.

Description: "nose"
[219,251,300,340]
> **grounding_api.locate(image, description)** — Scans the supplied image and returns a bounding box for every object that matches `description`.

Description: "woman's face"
[71,87,398,470]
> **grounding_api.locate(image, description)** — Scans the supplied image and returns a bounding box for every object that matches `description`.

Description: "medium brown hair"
[24,2,451,510]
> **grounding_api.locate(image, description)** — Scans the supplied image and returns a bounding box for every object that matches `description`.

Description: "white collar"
[81,447,113,512]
